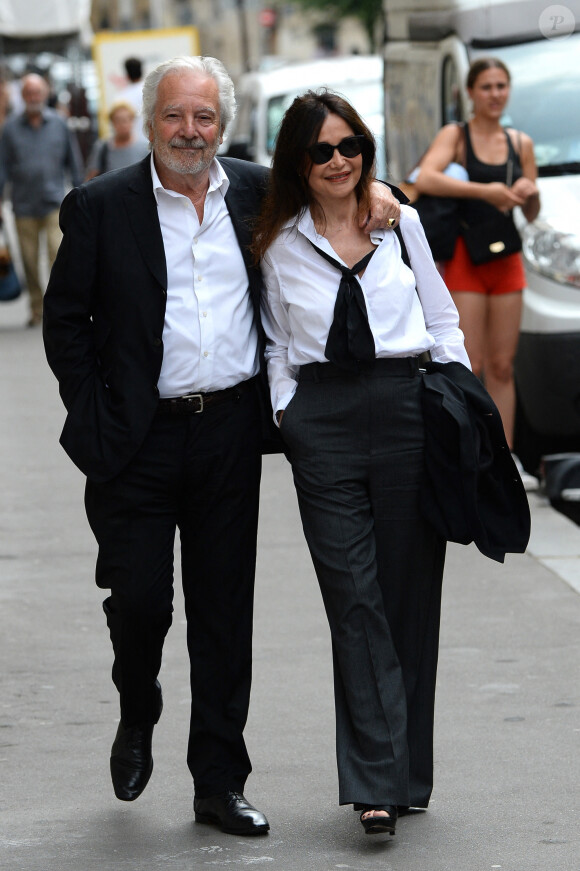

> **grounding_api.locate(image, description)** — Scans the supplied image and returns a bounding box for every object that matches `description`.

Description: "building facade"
[91,0,373,79]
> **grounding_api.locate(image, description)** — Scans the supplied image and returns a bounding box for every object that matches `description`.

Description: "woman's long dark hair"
[251,89,376,261]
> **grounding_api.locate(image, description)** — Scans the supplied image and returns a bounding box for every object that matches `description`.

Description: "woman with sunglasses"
[252,91,470,837]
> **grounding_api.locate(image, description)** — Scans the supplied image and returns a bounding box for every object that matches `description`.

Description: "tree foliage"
[289,0,384,49]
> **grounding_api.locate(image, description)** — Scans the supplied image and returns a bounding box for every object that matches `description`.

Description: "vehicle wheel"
[513,393,545,478]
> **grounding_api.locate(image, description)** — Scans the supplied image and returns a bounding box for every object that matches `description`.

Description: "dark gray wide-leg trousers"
[280,358,446,808]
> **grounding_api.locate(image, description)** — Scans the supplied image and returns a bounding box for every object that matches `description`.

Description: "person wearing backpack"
[85,100,149,180]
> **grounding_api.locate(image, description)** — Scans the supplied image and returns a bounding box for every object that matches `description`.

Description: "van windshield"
[473,33,580,175]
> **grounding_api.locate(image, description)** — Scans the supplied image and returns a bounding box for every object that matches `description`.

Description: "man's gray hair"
[141,55,236,138]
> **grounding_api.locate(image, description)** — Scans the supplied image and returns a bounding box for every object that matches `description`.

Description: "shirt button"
[197,275,202,282]
[203,351,209,357]
[202,311,207,317]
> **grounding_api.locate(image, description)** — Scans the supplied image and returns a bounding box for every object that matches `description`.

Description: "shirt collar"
[289,207,385,246]
[20,107,49,126]
[151,153,229,204]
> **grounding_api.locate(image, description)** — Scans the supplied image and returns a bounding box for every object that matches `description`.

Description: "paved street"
[1,299,579,871]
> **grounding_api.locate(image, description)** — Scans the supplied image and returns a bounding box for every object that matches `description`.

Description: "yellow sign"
[92,27,200,137]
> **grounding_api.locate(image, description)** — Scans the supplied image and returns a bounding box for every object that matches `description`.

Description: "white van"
[383,0,580,470]
[224,55,386,179]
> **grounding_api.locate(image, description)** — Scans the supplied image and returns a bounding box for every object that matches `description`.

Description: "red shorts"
[443,236,525,295]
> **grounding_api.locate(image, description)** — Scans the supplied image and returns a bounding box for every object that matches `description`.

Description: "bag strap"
[503,129,515,187]
[394,225,411,270]
[505,128,523,187]
[394,225,431,364]
[506,157,513,188]
[505,127,522,158]
[454,121,469,169]
[98,141,109,176]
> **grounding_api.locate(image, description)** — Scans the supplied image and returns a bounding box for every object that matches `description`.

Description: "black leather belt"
[299,357,421,381]
[157,379,253,414]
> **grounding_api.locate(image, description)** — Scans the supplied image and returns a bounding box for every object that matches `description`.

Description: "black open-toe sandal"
[355,803,411,815]
[359,805,398,835]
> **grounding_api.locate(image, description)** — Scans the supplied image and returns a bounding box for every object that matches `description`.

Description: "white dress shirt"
[152,156,260,398]
[261,204,470,416]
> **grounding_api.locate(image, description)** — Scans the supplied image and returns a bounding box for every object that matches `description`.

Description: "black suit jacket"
[43,155,279,483]
[420,361,530,563]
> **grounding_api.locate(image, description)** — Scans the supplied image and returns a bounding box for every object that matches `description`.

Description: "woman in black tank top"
[461,123,523,227]
[414,57,540,489]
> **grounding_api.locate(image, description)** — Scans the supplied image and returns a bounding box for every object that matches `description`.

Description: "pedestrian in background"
[0,72,82,326]
[414,57,540,489]
[85,100,149,180]
[116,56,147,143]
[253,89,469,837]
[0,66,12,129]
[43,55,403,836]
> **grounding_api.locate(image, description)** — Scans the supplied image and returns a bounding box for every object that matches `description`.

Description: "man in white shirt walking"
[42,56,400,836]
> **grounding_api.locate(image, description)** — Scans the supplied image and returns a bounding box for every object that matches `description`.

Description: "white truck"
[383,0,580,471]
[224,55,386,179]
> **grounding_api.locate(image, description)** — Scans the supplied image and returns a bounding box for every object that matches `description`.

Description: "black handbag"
[460,157,522,264]
[408,123,466,262]
[461,211,522,264]
[412,193,461,262]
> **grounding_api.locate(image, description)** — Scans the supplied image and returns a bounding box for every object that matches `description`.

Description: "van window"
[473,33,580,173]
[233,94,256,143]
[441,55,462,125]
[265,79,385,157]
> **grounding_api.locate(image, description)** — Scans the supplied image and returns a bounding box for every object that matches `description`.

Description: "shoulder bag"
[408,123,465,262]
[412,189,461,262]
[460,146,522,265]
[0,224,21,302]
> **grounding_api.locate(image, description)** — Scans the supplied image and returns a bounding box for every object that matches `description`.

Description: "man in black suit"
[43,56,400,835]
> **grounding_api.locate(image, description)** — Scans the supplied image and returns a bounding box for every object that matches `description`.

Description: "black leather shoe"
[110,721,154,801]
[194,791,269,835]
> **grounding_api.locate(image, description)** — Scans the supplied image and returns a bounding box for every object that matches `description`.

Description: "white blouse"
[260,204,470,417]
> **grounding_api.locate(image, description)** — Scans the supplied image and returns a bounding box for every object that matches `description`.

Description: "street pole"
[235,0,251,71]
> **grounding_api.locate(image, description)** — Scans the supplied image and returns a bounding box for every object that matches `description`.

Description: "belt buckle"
[182,392,204,412]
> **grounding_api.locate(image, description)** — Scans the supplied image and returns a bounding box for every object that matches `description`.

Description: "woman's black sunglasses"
[306,135,366,165]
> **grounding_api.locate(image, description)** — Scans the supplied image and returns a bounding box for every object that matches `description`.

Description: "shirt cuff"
[273,385,297,425]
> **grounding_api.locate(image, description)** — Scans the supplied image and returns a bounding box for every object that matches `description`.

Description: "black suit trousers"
[84,384,262,797]
[280,359,446,808]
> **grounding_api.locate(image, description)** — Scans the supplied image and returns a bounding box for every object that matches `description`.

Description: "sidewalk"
[1,323,578,871]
